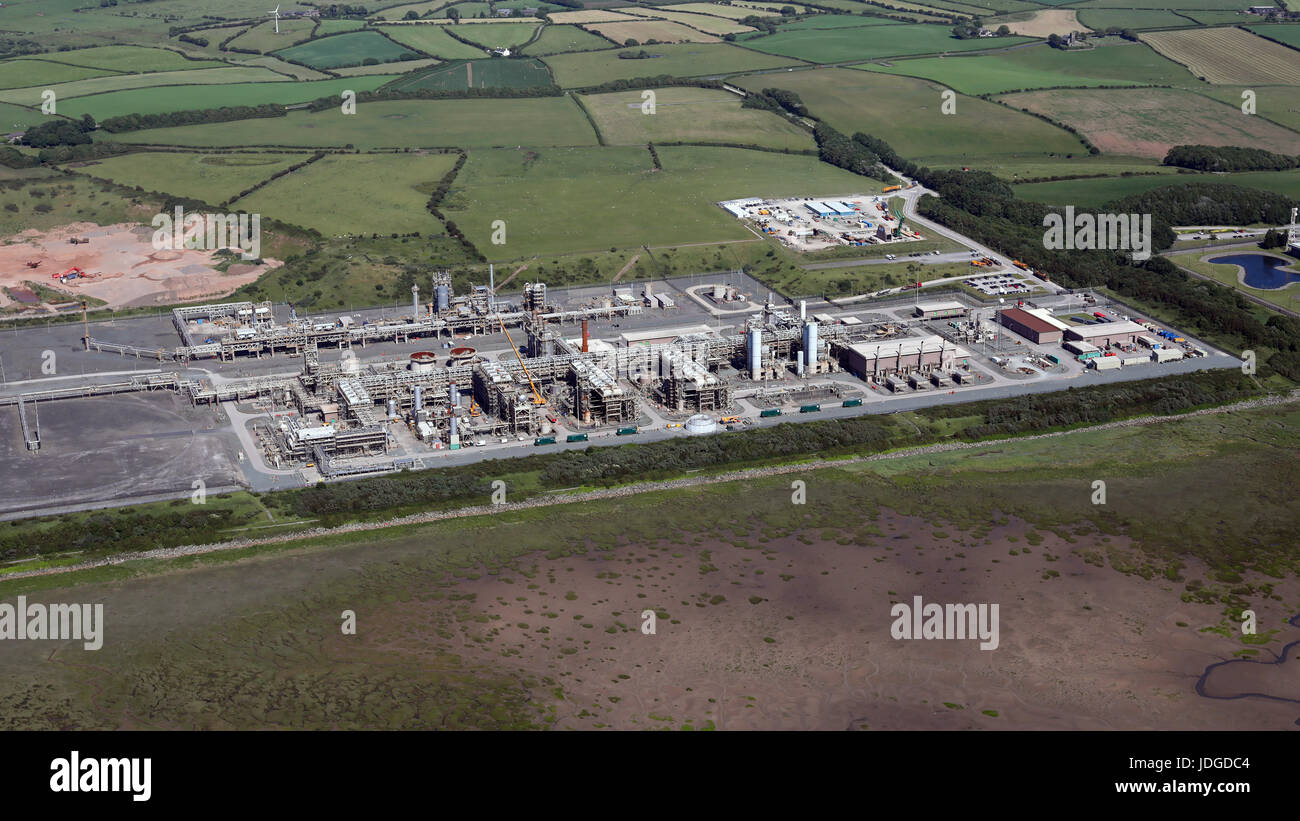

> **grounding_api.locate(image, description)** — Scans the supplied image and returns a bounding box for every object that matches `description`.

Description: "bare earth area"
[1001,10,1088,38]
[0,221,279,311]
[1000,87,1300,160]
[367,512,1300,730]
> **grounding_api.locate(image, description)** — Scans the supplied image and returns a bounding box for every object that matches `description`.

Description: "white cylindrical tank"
[803,321,818,369]
[684,414,718,435]
[748,327,762,380]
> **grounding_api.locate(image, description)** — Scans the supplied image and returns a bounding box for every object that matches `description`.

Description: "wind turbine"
[268,5,281,34]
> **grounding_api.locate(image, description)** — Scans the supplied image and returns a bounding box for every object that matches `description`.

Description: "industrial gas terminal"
[0,267,1233,517]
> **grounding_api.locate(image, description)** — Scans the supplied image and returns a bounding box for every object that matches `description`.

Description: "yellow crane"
[499,316,546,406]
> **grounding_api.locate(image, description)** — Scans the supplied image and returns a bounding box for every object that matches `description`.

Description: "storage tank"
[449,415,458,439]
[410,351,437,373]
[450,382,460,407]
[413,385,423,411]
[684,414,718,435]
[747,327,762,380]
[436,284,450,312]
[802,321,818,370]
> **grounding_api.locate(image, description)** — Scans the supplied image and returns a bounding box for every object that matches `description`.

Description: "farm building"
[997,307,1063,344]
[1064,320,1145,348]
[914,300,967,320]
[838,335,969,379]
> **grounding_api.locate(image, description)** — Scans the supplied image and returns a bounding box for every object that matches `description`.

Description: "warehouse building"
[1064,320,1145,349]
[838,335,969,379]
[1022,307,1070,333]
[1062,340,1100,360]
[997,307,1063,344]
[914,300,967,320]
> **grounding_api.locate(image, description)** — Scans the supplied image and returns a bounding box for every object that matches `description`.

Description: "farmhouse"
[1248,5,1278,14]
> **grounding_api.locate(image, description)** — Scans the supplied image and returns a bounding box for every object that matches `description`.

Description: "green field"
[441,144,879,257]
[71,151,308,204]
[0,67,288,107]
[979,157,1176,181]
[856,40,1201,95]
[41,46,227,73]
[1073,0,1255,7]
[438,2,493,16]
[1196,84,1300,132]
[494,0,565,11]
[733,67,1083,170]
[109,98,597,149]
[1249,24,1300,50]
[579,86,813,150]
[59,76,396,121]
[0,58,119,90]
[1013,169,1300,207]
[227,18,317,52]
[0,102,45,134]
[1074,8,1196,30]
[332,58,441,76]
[383,58,553,91]
[231,152,458,235]
[274,31,417,69]
[775,14,903,30]
[743,21,1034,62]
[316,19,368,34]
[1182,10,1253,25]
[452,22,540,49]
[520,24,615,55]
[542,42,800,87]
[377,24,490,58]
[376,0,454,20]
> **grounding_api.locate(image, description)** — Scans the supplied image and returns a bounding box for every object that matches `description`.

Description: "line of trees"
[100,103,286,133]
[1163,144,1300,173]
[742,87,807,118]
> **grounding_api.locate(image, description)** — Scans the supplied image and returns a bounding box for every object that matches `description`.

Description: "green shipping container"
[566,433,589,443]
[615,427,638,436]
[534,437,556,446]
[799,404,821,413]
[759,408,782,418]
[841,398,863,408]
